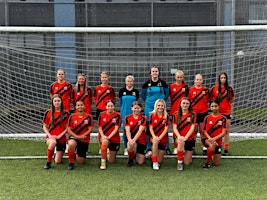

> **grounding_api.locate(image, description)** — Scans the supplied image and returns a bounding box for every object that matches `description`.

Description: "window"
[249,4,267,24]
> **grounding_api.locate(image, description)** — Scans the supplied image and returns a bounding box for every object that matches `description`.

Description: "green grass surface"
[0,139,266,200]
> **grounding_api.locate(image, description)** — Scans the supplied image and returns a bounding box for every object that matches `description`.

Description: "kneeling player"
[43,94,69,169]
[67,101,94,170]
[98,100,122,170]
[124,102,147,167]
[172,97,196,171]
[202,100,227,170]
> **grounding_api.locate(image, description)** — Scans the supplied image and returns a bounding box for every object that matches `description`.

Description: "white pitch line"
[0,155,267,160]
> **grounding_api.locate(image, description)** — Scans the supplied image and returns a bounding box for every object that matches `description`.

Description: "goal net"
[0,26,266,139]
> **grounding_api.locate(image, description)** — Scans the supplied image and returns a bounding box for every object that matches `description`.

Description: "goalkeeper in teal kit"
[141,66,169,156]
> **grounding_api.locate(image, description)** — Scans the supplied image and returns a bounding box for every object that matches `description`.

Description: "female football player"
[43,94,69,169]
[202,100,227,170]
[124,101,146,167]
[172,97,196,171]
[98,100,122,170]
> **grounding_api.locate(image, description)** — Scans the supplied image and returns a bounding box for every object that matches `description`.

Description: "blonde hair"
[101,71,109,77]
[125,75,134,81]
[194,73,203,80]
[150,99,167,119]
[175,70,186,84]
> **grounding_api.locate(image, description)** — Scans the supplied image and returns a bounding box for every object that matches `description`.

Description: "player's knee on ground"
[184,159,192,165]
[77,157,86,165]
[213,160,220,166]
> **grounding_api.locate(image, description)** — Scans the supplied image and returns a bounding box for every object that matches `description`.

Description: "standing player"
[119,75,139,156]
[50,69,72,112]
[169,70,189,154]
[67,100,94,170]
[210,72,234,156]
[93,71,116,154]
[188,74,209,155]
[149,99,170,170]
[43,94,70,169]
[172,97,196,171]
[141,66,169,156]
[93,71,116,119]
[71,73,93,114]
[124,101,146,167]
[202,100,227,170]
[98,100,122,170]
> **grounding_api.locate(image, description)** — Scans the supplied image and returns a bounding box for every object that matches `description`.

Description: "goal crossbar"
[1,25,267,33]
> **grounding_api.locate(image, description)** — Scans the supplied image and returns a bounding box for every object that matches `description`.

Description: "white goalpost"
[0,25,266,141]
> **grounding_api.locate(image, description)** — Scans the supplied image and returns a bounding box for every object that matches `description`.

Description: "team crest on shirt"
[55,87,58,90]
[186,117,191,122]
[182,88,185,92]
[130,121,133,125]
[123,92,126,95]
[98,90,101,93]
[209,121,213,124]
[112,118,116,123]
[202,91,206,95]
[173,88,176,92]
[154,119,158,123]
[162,119,166,124]
[77,92,80,95]
[218,120,222,126]
[193,91,196,95]
[64,86,68,90]
[84,120,88,124]
[148,83,151,87]
[138,120,141,125]
[107,90,110,93]
[132,92,136,96]
[103,118,107,122]
[74,120,78,124]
